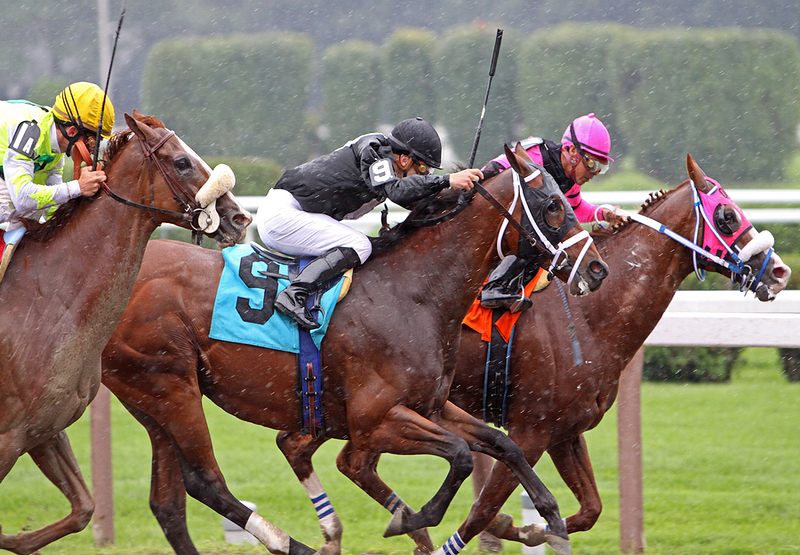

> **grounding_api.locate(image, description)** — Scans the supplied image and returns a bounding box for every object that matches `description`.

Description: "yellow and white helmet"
[52,82,115,138]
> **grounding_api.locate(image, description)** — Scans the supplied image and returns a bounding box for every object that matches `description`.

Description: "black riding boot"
[480,255,531,311]
[275,247,361,330]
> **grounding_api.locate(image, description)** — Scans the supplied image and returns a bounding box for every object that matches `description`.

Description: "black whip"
[467,28,503,168]
[92,1,126,171]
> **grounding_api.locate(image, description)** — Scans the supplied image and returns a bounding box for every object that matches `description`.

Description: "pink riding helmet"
[561,113,615,163]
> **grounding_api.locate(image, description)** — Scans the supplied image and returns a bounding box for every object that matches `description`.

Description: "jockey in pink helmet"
[479,113,621,309]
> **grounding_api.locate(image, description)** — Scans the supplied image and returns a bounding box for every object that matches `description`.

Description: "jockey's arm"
[3,146,79,219]
[563,182,599,224]
[358,141,449,210]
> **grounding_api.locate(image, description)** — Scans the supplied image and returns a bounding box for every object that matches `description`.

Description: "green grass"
[1,348,798,554]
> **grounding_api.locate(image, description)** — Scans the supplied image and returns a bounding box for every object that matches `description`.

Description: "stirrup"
[508,295,532,313]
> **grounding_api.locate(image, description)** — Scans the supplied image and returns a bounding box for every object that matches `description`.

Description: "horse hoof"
[383,507,408,538]
[477,530,503,553]
[317,543,341,555]
[486,513,513,537]
[518,522,547,547]
[545,532,572,555]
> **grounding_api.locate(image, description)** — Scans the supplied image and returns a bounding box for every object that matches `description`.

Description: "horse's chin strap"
[494,171,594,285]
[625,181,774,295]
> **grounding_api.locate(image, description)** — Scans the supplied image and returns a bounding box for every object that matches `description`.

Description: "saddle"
[249,242,352,301]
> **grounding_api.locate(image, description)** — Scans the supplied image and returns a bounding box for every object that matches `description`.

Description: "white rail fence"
[616,289,800,553]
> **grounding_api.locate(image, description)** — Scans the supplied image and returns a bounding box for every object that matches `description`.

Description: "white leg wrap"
[244,512,290,553]
[302,473,339,538]
[433,531,467,555]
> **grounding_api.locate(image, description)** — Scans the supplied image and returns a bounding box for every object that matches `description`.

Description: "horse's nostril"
[772,264,789,280]
[234,212,253,227]
[589,260,608,279]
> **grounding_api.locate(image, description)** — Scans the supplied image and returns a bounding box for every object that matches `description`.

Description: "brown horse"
[275,154,792,554]
[101,143,609,555]
[0,112,251,555]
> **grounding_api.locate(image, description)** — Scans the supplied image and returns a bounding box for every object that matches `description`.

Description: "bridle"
[76,128,218,237]
[493,167,593,286]
[620,180,774,295]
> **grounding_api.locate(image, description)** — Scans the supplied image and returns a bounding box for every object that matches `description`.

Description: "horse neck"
[8,154,158,332]
[586,185,697,362]
[370,177,515,329]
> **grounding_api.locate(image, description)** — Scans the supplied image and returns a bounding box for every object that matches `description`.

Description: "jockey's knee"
[351,237,372,265]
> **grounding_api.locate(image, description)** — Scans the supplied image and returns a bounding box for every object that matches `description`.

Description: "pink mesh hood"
[697,178,753,258]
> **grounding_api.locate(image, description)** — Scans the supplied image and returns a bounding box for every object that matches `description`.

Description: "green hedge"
[206,156,283,197]
[141,32,313,166]
[644,346,740,383]
[321,40,383,151]
[610,28,800,183]
[519,23,632,155]
[383,28,438,125]
[435,25,519,166]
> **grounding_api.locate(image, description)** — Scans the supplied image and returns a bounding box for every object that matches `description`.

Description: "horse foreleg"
[0,432,93,555]
[431,401,569,555]
[352,404,473,542]
[549,434,603,533]
[276,431,343,555]
[335,440,435,555]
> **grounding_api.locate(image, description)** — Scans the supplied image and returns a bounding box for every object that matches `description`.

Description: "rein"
[624,181,773,295]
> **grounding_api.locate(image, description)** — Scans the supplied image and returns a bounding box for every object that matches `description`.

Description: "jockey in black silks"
[255,117,483,330]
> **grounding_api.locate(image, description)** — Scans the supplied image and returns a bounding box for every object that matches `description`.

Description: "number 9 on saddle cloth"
[209,243,350,352]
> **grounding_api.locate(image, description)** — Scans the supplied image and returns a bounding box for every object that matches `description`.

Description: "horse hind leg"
[335,440,435,555]
[119,401,200,555]
[118,392,316,555]
[0,432,93,555]
[276,431,343,555]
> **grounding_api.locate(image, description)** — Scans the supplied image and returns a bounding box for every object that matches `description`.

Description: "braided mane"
[592,181,687,240]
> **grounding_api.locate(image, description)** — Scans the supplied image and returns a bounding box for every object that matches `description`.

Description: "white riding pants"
[256,188,373,264]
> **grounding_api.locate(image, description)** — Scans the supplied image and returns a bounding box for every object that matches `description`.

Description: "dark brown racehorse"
[275,154,792,554]
[101,144,609,555]
[0,113,251,555]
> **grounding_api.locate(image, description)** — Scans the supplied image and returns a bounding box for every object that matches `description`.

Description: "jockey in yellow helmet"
[0,82,114,281]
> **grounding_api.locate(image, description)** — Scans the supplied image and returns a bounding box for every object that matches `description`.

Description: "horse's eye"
[713,204,741,236]
[174,157,192,172]
[547,200,560,213]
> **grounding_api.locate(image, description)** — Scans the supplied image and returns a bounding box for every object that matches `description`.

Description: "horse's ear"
[686,153,711,192]
[503,144,519,173]
[125,112,158,144]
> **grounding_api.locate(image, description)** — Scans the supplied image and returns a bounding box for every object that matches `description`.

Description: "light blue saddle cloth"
[209,244,345,353]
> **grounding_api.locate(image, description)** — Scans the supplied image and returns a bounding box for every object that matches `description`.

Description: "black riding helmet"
[387,117,442,169]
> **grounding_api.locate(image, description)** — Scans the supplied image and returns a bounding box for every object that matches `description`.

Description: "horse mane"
[26,114,166,242]
[591,181,688,242]
[370,186,476,254]
[104,114,166,171]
